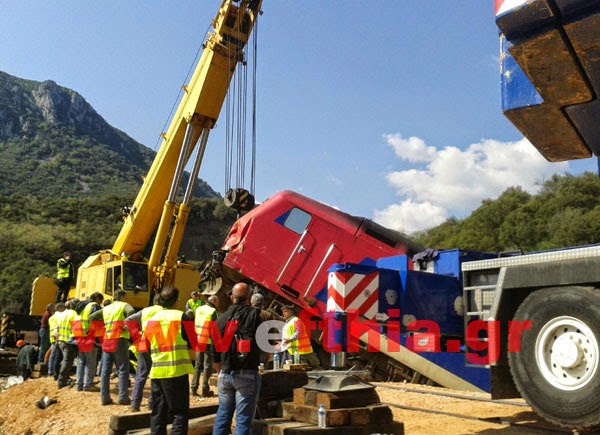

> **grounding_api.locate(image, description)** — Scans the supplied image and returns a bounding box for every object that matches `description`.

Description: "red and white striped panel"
[326,271,379,320]
[495,0,529,17]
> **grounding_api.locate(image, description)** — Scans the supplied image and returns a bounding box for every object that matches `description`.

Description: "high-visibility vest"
[49,312,60,344]
[141,305,163,333]
[187,298,203,311]
[195,304,217,345]
[283,316,313,355]
[148,309,193,379]
[57,309,78,342]
[103,300,130,340]
[56,259,71,279]
[79,301,99,335]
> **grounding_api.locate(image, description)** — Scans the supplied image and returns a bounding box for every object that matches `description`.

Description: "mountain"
[0,70,234,313]
[0,70,218,198]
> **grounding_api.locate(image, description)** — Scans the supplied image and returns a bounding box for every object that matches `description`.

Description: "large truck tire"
[509,286,600,429]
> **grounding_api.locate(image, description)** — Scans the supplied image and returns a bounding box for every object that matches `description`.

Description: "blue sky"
[2,1,597,233]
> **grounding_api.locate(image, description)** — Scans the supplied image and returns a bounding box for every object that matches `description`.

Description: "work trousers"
[19,367,32,380]
[38,327,50,363]
[55,279,70,303]
[151,374,190,435]
[100,338,130,403]
[213,370,261,435]
[191,344,213,393]
[131,351,151,410]
[48,343,62,378]
[76,346,98,389]
[57,341,77,388]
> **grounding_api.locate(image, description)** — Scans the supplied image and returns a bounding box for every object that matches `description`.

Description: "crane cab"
[75,252,151,308]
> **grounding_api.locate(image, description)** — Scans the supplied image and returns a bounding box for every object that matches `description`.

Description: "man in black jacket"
[212,282,262,435]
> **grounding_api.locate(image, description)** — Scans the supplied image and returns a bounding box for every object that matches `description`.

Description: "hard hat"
[16,339,26,347]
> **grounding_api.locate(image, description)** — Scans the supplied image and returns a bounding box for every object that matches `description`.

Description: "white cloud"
[374,200,447,234]
[384,133,437,163]
[374,134,569,233]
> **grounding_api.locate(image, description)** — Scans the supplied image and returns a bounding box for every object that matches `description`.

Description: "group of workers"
[15,252,320,434]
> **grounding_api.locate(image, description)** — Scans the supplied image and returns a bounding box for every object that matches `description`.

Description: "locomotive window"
[284,208,311,234]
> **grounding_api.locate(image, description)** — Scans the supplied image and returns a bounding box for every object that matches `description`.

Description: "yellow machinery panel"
[30,275,56,316]
[173,266,202,312]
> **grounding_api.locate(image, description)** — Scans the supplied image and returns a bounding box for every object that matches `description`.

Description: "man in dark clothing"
[250,293,277,366]
[38,303,54,363]
[17,340,39,380]
[212,282,262,435]
[55,251,74,303]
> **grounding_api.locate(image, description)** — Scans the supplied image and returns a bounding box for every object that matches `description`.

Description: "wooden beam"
[253,418,405,435]
[282,402,394,427]
[108,404,218,433]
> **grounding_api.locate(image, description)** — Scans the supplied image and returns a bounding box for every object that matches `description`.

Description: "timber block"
[252,418,315,435]
[283,363,309,372]
[282,402,393,427]
[293,388,380,409]
[108,404,218,434]
[259,370,309,399]
[32,362,48,378]
[293,388,317,406]
[316,389,380,409]
[131,414,216,435]
[253,418,405,435]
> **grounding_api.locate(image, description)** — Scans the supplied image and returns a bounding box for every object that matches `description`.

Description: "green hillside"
[0,70,233,313]
[413,172,600,252]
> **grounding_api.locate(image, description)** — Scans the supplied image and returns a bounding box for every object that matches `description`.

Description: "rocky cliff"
[0,70,218,198]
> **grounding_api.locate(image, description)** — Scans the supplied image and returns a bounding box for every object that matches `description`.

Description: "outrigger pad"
[303,375,375,393]
[497,0,600,160]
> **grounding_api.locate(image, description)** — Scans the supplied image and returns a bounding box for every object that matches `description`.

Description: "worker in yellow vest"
[281,305,320,368]
[89,289,135,406]
[147,286,194,435]
[191,294,220,397]
[184,291,203,314]
[55,251,74,303]
[73,292,103,392]
[47,304,62,379]
[126,295,163,412]
[56,298,79,388]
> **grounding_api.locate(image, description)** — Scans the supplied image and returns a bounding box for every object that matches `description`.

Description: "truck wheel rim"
[535,316,598,391]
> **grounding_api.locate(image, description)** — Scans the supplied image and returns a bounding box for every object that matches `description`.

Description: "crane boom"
[33,0,266,310]
[113,0,262,258]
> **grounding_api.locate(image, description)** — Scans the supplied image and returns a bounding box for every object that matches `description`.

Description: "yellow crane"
[31,0,262,313]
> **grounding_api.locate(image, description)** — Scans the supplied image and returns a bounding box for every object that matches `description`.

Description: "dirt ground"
[0,375,574,435]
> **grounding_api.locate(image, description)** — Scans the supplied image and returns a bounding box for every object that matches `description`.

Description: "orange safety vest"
[284,315,313,355]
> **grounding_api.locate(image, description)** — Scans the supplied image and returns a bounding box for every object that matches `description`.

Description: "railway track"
[372,382,529,407]
[374,383,589,434]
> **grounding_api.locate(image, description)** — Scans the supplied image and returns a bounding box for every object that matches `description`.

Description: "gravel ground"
[0,375,567,435]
